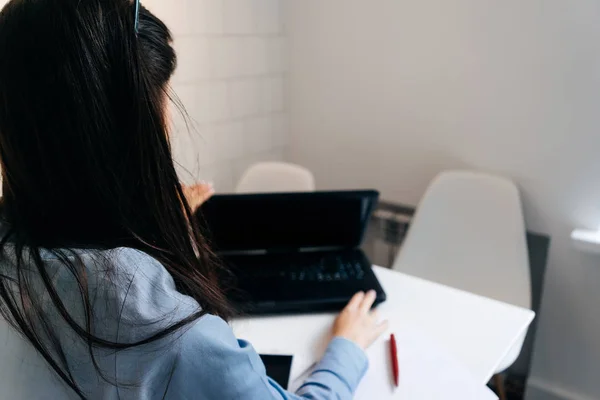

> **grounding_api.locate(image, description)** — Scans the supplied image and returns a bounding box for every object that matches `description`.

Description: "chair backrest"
[393,170,531,309]
[236,162,316,194]
[0,318,74,399]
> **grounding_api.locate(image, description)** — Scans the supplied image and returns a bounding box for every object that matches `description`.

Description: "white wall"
[285,1,600,399]
[145,0,288,191]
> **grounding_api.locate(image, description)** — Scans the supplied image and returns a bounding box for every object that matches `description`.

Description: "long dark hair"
[0,0,231,398]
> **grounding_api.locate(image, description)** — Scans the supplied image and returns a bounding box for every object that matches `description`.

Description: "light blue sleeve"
[106,248,369,400]
[166,314,368,400]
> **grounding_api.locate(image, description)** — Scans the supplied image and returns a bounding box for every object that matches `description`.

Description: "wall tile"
[265,37,287,73]
[259,76,284,112]
[209,38,240,79]
[188,0,224,34]
[271,113,288,147]
[207,81,230,122]
[271,76,285,111]
[173,36,210,83]
[244,116,274,153]
[223,0,256,34]
[255,0,281,34]
[149,0,191,36]
[230,80,261,118]
[212,37,269,78]
[259,147,285,162]
[203,0,225,33]
[240,37,268,76]
[213,121,244,160]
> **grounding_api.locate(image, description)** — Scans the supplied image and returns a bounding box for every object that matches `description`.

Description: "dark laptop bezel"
[197,189,380,254]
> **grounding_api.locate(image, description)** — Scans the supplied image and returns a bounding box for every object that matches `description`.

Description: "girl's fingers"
[346,291,365,311]
[359,290,377,314]
[184,182,215,209]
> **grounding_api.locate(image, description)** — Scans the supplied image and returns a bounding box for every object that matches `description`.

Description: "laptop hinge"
[266,246,347,254]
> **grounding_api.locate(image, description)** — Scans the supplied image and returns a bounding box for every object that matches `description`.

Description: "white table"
[232,266,535,384]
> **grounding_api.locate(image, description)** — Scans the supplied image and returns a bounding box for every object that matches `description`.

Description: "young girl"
[0,1,387,398]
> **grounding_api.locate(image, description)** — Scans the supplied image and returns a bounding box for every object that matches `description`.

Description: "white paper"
[482,388,500,400]
[353,327,498,400]
[289,326,497,399]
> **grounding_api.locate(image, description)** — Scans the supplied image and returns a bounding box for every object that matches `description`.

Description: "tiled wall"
[145,0,288,192]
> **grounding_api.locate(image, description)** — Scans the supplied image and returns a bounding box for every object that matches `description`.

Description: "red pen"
[389,333,400,387]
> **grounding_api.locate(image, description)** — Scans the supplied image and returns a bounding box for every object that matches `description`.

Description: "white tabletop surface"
[232,266,535,385]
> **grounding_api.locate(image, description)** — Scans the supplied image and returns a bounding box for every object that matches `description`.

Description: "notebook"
[289,327,498,399]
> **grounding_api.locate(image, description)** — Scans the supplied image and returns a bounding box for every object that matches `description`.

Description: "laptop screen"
[196,190,379,252]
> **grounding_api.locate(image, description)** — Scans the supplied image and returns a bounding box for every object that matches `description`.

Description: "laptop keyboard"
[250,253,366,282]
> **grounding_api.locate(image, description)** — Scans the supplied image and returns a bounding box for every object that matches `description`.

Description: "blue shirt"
[0,247,368,399]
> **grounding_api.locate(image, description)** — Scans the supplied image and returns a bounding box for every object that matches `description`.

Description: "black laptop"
[197,190,386,314]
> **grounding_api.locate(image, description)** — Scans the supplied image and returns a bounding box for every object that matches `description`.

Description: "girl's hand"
[183,182,215,212]
[332,290,389,350]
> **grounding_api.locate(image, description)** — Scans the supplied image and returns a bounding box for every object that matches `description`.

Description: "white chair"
[236,162,316,193]
[392,170,531,400]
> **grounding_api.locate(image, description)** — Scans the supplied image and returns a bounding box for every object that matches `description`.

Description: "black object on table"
[259,354,294,389]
